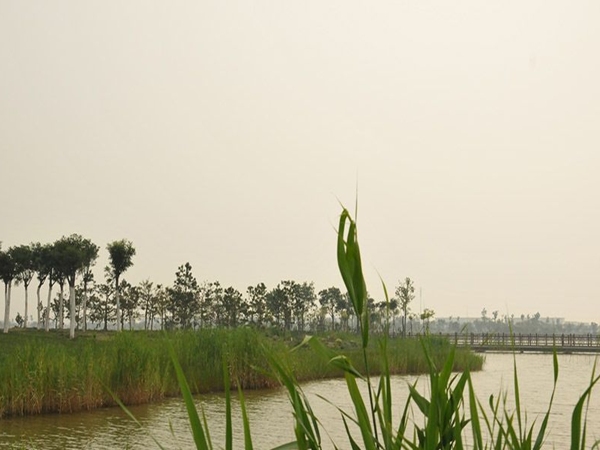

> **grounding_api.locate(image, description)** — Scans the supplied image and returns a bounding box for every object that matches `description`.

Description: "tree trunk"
[24,285,29,328]
[144,299,148,330]
[58,284,64,329]
[45,284,53,332]
[3,282,11,333]
[36,285,42,329]
[82,281,88,332]
[115,276,121,332]
[103,294,108,331]
[69,285,76,339]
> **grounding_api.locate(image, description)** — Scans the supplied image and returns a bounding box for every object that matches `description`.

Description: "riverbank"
[0,328,483,418]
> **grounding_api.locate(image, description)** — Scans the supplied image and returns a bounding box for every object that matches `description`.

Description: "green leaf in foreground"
[571,360,600,450]
[167,339,211,450]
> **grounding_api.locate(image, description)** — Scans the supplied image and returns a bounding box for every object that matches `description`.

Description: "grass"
[0,326,481,419]
[0,327,276,418]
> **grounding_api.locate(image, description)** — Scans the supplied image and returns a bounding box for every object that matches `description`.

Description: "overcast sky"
[2,1,599,323]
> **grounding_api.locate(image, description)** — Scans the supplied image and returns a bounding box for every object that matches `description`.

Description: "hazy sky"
[2,1,599,323]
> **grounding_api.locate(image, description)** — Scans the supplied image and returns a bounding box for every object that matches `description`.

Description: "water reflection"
[1,353,598,449]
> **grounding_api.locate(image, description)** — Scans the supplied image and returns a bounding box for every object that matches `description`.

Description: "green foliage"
[168,262,199,329]
[395,277,415,338]
[106,239,136,280]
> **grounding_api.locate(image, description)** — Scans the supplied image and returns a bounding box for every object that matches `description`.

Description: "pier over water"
[407,332,600,353]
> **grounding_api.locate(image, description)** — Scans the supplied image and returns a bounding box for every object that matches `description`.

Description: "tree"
[266,285,287,330]
[420,308,435,332]
[120,280,140,330]
[198,281,222,328]
[44,243,59,332]
[246,283,269,327]
[83,283,103,330]
[395,277,415,338]
[318,287,344,331]
[139,279,158,330]
[294,282,315,331]
[11,244,35,328]
[168,262,199,329]
[79,239,99,332]
[153,285,168,330]
[0,247,17,333]
[107,240,136,332]
[276,280,314,331]
[220,286,246,328]
[54,234,97,338]
[54,266,66,330]
[32,243,51,329]
[388,298,399,334]
[95,268,116,331]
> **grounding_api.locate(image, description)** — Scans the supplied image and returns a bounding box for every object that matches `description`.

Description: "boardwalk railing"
[404,332,600,352]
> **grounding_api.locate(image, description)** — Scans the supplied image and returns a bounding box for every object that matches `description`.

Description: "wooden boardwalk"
[408,333,600,353]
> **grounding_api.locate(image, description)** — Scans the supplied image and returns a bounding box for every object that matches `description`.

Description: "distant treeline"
[1,240,596,336]
[426,309,599,335]
[0,238,424,335]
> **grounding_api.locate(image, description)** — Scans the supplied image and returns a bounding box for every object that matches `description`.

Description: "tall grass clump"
[161,207,600,449]
[0,326,478,419]
[0,328,288,418]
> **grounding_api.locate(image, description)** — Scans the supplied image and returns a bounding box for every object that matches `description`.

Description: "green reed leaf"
[571,369,600,450]
[345,372,377,450]
[224,358,232,450]
[167,340,210,450]
[337,209,368,348]
[238,385,254,450]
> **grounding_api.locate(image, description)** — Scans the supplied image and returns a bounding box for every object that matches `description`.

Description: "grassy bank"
[0,327,482,418]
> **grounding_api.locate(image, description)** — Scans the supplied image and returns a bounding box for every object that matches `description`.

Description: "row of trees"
[38,263,418,330]
[0,238,135,338]
[37,267,424,334]
[2,237,426,336]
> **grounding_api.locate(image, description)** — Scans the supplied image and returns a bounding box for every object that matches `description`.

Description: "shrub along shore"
[0,327,483,419]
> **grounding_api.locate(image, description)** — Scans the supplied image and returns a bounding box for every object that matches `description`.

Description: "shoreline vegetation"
[0,327,483,419]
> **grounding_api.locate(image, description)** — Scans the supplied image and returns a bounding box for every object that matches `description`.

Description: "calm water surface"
[1,353,599,449]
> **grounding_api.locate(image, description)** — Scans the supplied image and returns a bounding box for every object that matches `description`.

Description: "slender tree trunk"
[45,284,53,332]
[115,277,121,332]
[82,281,88,332]
[24,284,29,328]
[69,285,76,339]
[58,283,64,329]
[144,296,149,330]
[36,285,42,329]
[3,282,11,333]
[103,294,108,331]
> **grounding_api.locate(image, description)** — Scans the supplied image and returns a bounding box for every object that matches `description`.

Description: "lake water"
[1,353,599,449]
